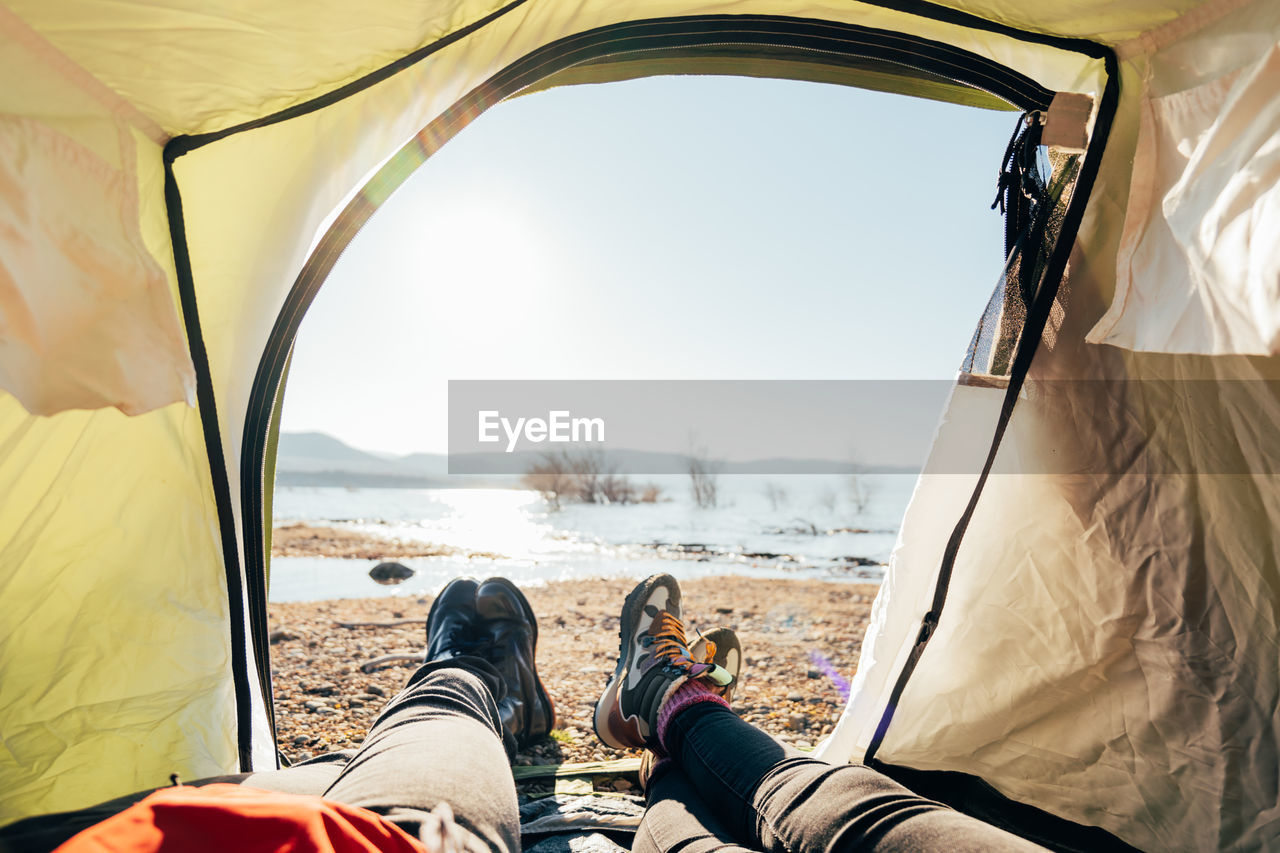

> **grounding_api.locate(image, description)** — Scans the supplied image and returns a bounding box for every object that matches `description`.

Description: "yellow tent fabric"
[1,0,1278,849]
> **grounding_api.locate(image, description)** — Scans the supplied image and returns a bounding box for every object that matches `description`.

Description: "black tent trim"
[162,160,255,772]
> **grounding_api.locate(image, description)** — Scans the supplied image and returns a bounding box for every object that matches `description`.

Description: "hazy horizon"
[278,428,921,473]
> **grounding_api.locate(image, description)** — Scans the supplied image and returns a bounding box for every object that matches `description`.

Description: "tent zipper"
[565,39,1048,110]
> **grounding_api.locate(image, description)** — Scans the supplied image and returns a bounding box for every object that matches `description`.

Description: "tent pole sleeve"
[163,148,255,772]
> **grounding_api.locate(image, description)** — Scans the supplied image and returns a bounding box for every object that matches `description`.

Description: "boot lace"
[650,611,696,667]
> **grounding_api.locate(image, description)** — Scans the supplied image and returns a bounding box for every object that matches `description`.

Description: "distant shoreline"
[272,523,500,560]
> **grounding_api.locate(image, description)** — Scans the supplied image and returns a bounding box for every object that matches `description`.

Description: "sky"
[280,74,1018,456]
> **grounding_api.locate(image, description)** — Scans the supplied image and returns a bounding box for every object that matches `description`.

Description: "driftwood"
[335,618,427,629]
[360,651,426,673]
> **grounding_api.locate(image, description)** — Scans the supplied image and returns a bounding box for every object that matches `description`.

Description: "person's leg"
[633,759,758,853]
[318,655,519,853]
[3,577,542,853]
[306,575,559,853]
[0,660,511,853]
[596,574,1045,853]
[662,693,1045,853]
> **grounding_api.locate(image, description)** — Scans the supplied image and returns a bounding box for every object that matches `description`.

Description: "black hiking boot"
[425,577,483,661]
[474,577,556,748]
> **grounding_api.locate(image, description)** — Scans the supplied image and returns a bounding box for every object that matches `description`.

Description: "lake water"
[270,473,915,601]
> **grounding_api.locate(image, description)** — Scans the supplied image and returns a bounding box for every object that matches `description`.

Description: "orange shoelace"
[652,611,696,667]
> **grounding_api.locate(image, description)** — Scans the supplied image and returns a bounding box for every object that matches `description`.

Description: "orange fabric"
[53,784,428,853]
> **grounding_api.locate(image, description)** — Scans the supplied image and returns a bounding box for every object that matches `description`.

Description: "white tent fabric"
[2,0,1279,849]
[1090,23,1280,355]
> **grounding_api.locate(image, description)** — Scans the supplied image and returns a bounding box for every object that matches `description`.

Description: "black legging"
[637,701,1046,853]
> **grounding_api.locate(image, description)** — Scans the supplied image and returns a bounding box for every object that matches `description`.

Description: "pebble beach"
[268,573,876,792]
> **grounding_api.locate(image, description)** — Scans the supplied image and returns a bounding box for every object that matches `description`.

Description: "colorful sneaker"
[594,574,731,749]
[638,626,743,792]
[690,626,742,704]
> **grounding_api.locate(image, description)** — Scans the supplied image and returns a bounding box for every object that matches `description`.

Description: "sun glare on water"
[390,488,564,560]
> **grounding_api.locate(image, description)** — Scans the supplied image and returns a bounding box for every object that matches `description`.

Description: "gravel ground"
[268,576,875,793]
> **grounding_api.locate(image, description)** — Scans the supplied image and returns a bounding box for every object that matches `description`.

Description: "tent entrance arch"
[153,12,1118,775]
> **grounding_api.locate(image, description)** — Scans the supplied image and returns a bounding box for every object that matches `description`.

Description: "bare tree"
[524,449,651,507]
[599,471,636,504]
[687,437,720,509]
[763,481,789,511]
[570,448,607,504]
[522,450,573,511]
[847,455,878,518]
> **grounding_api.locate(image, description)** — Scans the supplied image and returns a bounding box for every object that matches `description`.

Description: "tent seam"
[166,0,533,156]
[0,4,166,145]
[1114,0,1257,60]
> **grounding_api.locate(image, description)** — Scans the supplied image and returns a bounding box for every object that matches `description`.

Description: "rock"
[611,779,632,792]
[365,684,387,697]
[806,669,821,679]
[787,715,807,731]
[270,628,298,644]
[306,682,338,696]
[292,735,311,746]
[297,751,314,761]
[314,706,339,716]
[304,700,324,712]
[787,693,804,702]
[369,561,415,585]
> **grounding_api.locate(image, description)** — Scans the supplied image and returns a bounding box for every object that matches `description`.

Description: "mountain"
[274,431,916,488]
[278,431,391,463]
[275,432,466,487]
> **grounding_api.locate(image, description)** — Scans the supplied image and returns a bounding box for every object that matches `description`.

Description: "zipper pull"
[991,111,1044,213]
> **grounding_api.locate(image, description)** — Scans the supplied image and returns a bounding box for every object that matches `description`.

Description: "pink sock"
[657,678,729,751]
